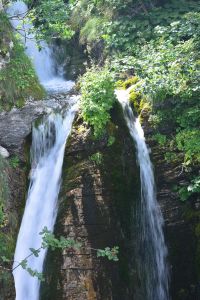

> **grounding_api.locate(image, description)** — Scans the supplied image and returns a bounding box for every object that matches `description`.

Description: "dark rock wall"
[143,117,200,300]
[0,140,30,300]
[41,103,140,300]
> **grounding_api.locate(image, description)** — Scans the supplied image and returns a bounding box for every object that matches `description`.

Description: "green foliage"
[152,133,167,146]
[80,66,117,138]
[1,226,119,281]
[0,12,12,57]
[19,259,45,281]
[102,0,200,52]
[9,155,20,169]
[90,152,103,165]
[110,8,200,167]
[0,156,9,228]
[107,135,115,146]
[80,17,105,45]
[40,227,81,251]
[176,130,200,164]
[16,0,75,42]
[0,13,45,110]
[164,152,178,163]
[97,246,119,261]
[177,176,200,201]
[117,76,139,90]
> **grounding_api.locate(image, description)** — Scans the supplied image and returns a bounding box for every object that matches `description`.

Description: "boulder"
[0,145,10,158]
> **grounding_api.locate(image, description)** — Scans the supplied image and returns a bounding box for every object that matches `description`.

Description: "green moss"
[129,88,141,112]
[123,76,139,89]
[115,76,139,90]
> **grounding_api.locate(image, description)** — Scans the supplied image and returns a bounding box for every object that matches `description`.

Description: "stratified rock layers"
[41,104,140,300]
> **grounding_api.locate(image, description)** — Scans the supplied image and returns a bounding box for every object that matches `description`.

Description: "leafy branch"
[0,227,119,281]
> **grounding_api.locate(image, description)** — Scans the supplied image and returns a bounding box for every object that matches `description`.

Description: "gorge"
[0,0,200,300]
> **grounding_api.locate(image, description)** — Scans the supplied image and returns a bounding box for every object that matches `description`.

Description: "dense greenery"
[79,66,116,137]
[75,0,200,202]
[0,11,45,110]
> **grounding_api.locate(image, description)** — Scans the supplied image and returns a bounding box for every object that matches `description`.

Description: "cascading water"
[13,103,78,300]
[7,1,74,93]
[6,1,79,298]
[116,89,170,300]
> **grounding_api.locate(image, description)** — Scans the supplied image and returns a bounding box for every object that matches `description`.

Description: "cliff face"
[0,141,29,300]
[0,95,74,300]
[142,115,200,300]
[41,103,140,300]
[42,103,200,300]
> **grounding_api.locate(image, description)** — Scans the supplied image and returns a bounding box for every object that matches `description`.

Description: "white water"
[7,1,79,298]
[116,89,169,300]
[7,1,74,92]
[13,102,78,300]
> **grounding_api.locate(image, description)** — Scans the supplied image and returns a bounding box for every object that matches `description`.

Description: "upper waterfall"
[116,89,170,300]
[7,1,74,93]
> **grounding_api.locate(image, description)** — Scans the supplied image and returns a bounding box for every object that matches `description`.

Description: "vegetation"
[0,226,119,281]
[0,156,9,229]
[9,155,20,168]
[12,0,198,201]
[0,0,200,295]
[74,0,200,203]
[0,11,45,110]
[79,66,116,138]
[0,155,15,286]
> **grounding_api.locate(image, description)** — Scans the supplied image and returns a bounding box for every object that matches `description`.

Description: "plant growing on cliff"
[90,152,103,165]
[80,66,116,138]
[177,176,200,202]
[0,12,45,109]
[9,155,20,168]
[0,226,119,281]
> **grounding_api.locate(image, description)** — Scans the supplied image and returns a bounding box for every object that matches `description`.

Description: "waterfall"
[116,89,170,300]
[13,102,78,300]
[7,1,74,93]
[6,1,80,298]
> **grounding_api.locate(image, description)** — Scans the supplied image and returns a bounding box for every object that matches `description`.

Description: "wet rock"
[141,111,200,300]
[0,95,79,154]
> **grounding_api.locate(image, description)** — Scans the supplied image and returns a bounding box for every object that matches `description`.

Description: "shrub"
[80,66,116,138]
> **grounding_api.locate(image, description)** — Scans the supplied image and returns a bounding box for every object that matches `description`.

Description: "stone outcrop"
[0,95,77,155]
[41,103,140,300]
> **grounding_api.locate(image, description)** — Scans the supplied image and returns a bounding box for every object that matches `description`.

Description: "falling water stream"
[7,1,78,299]
[116,89,170,300]
[7,1,74,93]
[7,1,170,298]
[13,106,77,300]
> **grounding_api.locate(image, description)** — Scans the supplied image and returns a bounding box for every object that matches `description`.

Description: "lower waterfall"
[116,89,170,300]
[13,102,78,300]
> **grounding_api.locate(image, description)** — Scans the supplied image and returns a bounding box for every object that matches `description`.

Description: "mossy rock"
[115,76,139,90]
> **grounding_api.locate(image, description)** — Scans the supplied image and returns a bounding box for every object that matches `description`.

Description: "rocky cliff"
[41,103,140,300]
[0,94,77,300]
[142,112,200,300]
